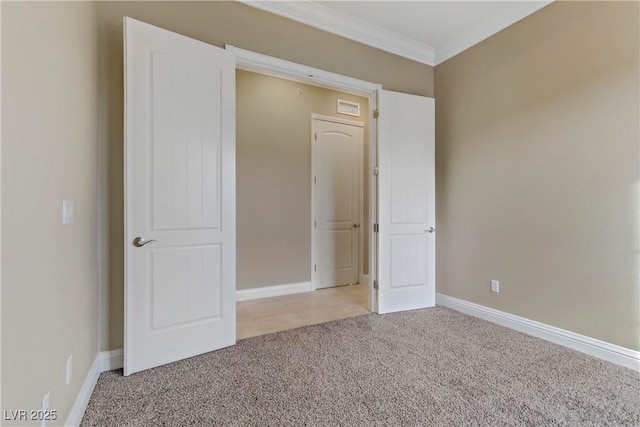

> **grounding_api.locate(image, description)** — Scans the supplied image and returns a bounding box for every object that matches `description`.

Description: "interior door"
[377,90,435,313]
[312,117,363,289]
[124,18,236,375]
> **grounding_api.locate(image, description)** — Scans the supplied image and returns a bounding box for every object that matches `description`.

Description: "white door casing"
[312,116,363,289]
[124,18,236,375]
[377,90,435,313]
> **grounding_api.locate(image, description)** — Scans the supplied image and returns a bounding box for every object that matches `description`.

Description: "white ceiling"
[242,1,552,65]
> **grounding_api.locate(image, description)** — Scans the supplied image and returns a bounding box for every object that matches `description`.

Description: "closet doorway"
[235,71,371,339]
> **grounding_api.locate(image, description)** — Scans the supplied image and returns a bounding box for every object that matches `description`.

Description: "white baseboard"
[359,274,370,285]
[65,349,124,426]
[98,349,123,371]
[236,281,312,302]
[436,293,640,372]
[65,354,101,427]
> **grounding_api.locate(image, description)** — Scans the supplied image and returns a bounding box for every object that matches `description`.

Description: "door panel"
[313,118,363,289]
[125,18,235,375]
[390,235,427,289]
[151,245,221,329]
[319,230,353,269]
[151,53,221,231]
[377,90,435,313]
[390,134,428,224]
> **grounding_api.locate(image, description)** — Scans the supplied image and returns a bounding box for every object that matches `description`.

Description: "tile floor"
[237,284,370,339]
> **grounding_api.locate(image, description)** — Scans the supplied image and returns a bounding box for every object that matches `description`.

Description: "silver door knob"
[133,237,157,247]
[353,223,360,229]
[425,227,435,233]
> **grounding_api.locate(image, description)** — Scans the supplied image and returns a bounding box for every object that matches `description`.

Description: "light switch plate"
[491,280,500,293]
[62,200,74,225]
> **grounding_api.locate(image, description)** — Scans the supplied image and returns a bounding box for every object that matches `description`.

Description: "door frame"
[226,45,381,312]
[310,114,365,291]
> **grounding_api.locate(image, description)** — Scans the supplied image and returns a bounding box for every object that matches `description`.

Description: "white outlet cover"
[62,200,74,225]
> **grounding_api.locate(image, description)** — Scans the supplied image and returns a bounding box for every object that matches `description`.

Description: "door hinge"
[373,224,379,233]
[314,133,317,141]
[314,264,317,272]
[314,176,317,184]
[373,280,379,290]
[373,166,379,176]
[373,108,379,119]
[314,220,316,228]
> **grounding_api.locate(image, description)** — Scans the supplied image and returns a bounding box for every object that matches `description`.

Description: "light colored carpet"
[82,308,640,426]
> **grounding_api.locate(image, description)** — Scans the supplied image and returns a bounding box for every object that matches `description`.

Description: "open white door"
[124,18,236,375]
[377,90,435,314]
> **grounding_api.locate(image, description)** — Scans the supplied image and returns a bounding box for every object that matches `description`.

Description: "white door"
[312,117,363,289]
[377,90,435,313]
[124,18,236,375]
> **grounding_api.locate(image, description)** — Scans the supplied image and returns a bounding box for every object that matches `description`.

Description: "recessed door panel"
[151,245,221,330]
[151,53,221,231]
[390,235,427,289]
[390,126,428,225]
[319,230,353,270]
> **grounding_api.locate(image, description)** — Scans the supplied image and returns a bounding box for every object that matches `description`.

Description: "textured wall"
[2,2,99,424]
[97,1,433,350]
[435,1,639,350]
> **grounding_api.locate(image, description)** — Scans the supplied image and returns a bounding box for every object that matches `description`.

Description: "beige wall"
[237,70,369,290]
[1,2,99,425]
[97,1,433,350]
[435,1,639,350]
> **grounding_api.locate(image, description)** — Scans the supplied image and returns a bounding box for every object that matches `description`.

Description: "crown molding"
[240,0,436,66]
[435,1,553,65]
[241,1,554,69]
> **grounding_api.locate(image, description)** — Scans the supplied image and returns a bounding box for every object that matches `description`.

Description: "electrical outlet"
[41,391,50,427]
[491,280,500,293]
[66,355,73,385]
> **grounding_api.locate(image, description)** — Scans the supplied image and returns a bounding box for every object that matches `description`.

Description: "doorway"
[228,45,380,315]
[235,71,370,339]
